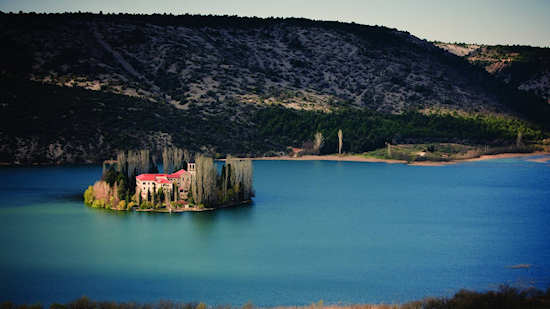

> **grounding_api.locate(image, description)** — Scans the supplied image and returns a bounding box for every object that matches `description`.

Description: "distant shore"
[409,152,550,166]
[251,151,550,166]
[2,150,549,167]
[253,154,406,164]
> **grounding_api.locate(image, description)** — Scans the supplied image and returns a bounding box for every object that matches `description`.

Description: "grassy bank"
[3,286,550,309]
[364,143,546,163]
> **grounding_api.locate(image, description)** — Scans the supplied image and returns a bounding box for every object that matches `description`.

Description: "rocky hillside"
[1,13,549,165]
[2,76,545,165]
[435,42,550,103]
[2,12,511,114]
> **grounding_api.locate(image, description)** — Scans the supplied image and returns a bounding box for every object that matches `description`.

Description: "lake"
[1,158,550,306]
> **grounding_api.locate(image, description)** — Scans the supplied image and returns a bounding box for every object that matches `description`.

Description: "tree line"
[254,106,547,155]
[190,155,253,208]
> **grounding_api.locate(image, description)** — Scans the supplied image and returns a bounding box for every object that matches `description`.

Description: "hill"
[1,12,549,164]
[2,12,517,114]
[435,42,550,103]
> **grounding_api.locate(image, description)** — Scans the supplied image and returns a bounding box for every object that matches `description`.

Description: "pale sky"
[1,0,549,47]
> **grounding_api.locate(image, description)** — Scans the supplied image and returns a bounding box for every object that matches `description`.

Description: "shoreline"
[3,151,550,168]
[250,152,550,166]
[251,154,407,164]
[134,200,252,213]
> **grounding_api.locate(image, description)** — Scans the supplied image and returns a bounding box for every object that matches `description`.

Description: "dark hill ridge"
[2,12,505,114]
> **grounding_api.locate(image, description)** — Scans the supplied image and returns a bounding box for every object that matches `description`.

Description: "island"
[84,148,254,212]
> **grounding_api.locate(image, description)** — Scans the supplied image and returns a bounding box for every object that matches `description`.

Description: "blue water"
[1,158,550,306]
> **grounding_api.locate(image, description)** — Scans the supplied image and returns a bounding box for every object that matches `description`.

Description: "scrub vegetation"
[3,285,550,309]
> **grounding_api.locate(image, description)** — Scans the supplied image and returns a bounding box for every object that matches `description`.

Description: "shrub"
[92,199,105,208]
[83,186,94,206]
[117,200,126,210]
[196,303,207,309]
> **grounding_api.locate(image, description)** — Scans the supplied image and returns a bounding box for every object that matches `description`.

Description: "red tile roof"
[168,169,187,178]
[136,169,187,183]
[136,174,164,181]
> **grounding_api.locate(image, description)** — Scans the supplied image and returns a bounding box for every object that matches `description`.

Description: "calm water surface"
[1,158,550,305]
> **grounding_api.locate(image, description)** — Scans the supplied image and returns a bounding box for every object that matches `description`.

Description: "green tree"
[157,188,165,205]
[102,166,118,186]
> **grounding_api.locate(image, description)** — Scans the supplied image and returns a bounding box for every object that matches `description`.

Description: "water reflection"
[219,201,255,221]
[189,211,219,235]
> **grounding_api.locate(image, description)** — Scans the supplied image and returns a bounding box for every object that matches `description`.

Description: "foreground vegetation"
[3,286,550,309]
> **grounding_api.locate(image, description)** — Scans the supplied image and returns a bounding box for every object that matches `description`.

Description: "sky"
[1,0,549,47]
